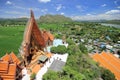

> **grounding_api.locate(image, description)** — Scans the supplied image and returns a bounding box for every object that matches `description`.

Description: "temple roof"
[0,52,20,80]
[0,61,9,73]
[42,30,54,42]
[92,51,120,80]
[1,52,21,65]
[23,10,45,47]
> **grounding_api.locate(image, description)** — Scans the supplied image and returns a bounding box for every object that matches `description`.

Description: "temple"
[19,10,54,66]
[0,52,21,80]
[0,10,54,80]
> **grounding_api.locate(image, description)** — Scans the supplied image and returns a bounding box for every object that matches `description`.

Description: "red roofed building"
[92,51,120,80]
[0,52,21,80]
[19,10,54,66]
[42,30,54,46]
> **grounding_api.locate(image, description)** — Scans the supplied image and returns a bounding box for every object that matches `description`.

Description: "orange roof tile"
[2,54,10,62]
[0,61,9,73]
[43,31,49,43]
[46,32,54,41]
[43,30,54,43]
[1,75,15,79]
[0,52,21,80]
[1,64,16,76]
[9,52,21,65]
[45,53,53,58]
[32,64,41,73]
[1,64,16,80]
[3,79,15,80]
[1,52,21,65]
[92,52,120,80]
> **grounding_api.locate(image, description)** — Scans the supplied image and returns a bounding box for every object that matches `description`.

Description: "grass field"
[0,26,25,57]
[0,23,60,57]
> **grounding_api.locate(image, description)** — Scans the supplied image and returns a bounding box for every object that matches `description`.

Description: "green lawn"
[0,26,25,57]
[0,23,60,57]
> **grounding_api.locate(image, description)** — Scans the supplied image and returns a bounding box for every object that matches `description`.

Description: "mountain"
[0,18,28,26]
[75,19,120,25]
[39,14,72,23]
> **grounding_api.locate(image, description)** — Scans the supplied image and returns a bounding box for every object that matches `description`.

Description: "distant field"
[0,23,60,57]
[0,26,25,57]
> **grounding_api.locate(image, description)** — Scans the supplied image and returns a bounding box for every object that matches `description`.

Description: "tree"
[43,70,59,80]
[78,43,88,54]
[57,45,67,54]
[101,67,116,80]
[51,46,57,53]
[51,45,67,54]
[66,38,75,45]
[67,45,81,55]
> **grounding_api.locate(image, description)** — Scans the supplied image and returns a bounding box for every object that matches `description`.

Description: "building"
[19,10,54,66]
[0,52,21,80]
[92,51,120,80]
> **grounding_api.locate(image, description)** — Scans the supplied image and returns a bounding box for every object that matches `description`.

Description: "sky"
[0,0,120,20]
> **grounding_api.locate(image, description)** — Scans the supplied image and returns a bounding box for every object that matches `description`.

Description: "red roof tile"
[43,30,54,43]
[1,64,16,80]
[2,54,10,62]
[0,52,21,80]
[92,52,120,80]
[0,61,9,73]
[10,52,21,65]
[1,64,16,79]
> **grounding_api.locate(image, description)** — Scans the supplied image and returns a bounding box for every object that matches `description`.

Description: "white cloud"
[19,16,29,18]
[117,6,120,9]
[41,9,48,13]
[71,10,120,20]
[56,4,62,11]
[6,1,12,5]
[101,4,107,7]
[61,12,64,15]
[5,11,25,15]
[38,0,51,3]
[14,6,26,10]
[105,10,120,14]
[14,6,40,11]
[86,14,91,16]
[30,8,40,11]
[76,5,85,11]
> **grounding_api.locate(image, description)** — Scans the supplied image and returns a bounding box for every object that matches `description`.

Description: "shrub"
[66,38,75,45]
[101,67,116,80]
[67,45,81,55]
[51,45,67,54]
[30,73,36,80]
[51,46,57,53]
[43,70,58,80]
[78,43,88,54]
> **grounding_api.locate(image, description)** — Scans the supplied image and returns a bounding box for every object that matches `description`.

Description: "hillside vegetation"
[0,18,28,26]
[39,14,72,23]
[98,20,120,25]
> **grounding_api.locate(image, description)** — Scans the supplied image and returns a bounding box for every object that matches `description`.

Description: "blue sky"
[0,0,120,20]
